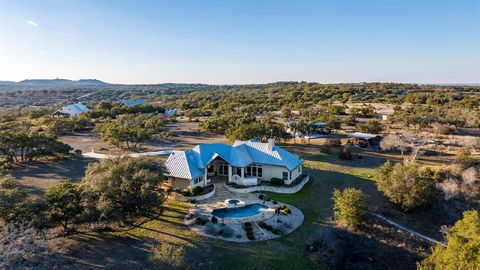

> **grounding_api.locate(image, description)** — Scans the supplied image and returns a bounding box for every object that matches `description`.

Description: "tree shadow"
[306,225,423,270]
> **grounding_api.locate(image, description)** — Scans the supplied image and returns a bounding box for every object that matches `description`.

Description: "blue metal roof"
[122,100,146,107]
[165,140,303,179]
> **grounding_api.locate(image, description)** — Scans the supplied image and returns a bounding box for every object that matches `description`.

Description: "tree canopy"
[376,161,435,210]
[81,157,167,222]
[417,210,480,270]
[333,188,369,228]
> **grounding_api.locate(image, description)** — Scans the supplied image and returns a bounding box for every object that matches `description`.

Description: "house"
[120,100,146,107]
[51,102,90,117]
[165,139,304,189]
[165,108,178,117]
[286,120,329,139]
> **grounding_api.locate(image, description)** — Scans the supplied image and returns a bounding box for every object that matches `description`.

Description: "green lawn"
[65,150,382,269]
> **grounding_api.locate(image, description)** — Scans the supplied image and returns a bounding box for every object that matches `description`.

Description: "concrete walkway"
[373,213,447,247]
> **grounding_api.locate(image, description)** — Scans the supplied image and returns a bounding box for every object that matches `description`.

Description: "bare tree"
[461,167,480,199]
[380,132,431,161]
[380,135,410,157]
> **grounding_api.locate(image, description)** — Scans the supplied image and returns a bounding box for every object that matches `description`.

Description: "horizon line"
[1,78,479,86]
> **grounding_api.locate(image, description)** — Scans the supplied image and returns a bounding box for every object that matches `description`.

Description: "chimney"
[267,138,275,151]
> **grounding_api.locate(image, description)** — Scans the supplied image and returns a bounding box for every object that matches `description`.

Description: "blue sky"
[0,0,479,84]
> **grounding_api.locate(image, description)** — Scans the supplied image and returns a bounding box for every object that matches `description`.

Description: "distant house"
[164,139,304,189]
[120,100,146,107]
[51,102,90,117]
[286,120,329,139]
[165,108,178,117]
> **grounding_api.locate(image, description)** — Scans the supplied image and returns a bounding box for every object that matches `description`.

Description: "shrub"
[195,216,208,226]
[436,178,461,200]
[332,188,369,228]
[219,224,234,238]
[150,243,185,268]
[258,221,267,228]
[324,138,341,147]
[191,186,205,196]
[270,178,284,186]
[205,222,220,235]
[0,176,27,222]
[307,227,348,269]
[356,120,382,134]
[247,234,255,241]
[0,222,66,269]
[455,148,477,168]
[436,124,452,135]
[258,194,265,200]
[461,167,480,199]
[271,228,281,235]
[338,146,352,160]
[417,210,480,270]
[376,161,435,210]
[44,180,83,232]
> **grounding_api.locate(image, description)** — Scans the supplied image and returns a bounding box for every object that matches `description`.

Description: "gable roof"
[165,140,303,179]
[165,150,204,179]
[57,103,90,116]
[121,100,146,107]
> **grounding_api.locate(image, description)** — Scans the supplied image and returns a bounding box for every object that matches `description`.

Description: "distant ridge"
[0,78,110,87]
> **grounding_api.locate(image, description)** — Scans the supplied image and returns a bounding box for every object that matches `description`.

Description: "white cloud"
[26,20,38,28]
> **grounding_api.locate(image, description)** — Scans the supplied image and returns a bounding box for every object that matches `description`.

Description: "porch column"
[204,169,207,187]
[241,167,245,179]
[228,164,232,183]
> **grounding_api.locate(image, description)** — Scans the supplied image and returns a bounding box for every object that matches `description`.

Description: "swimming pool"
[212,203,268,219]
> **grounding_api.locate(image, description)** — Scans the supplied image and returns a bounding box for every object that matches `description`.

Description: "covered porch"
[207,156,260,186]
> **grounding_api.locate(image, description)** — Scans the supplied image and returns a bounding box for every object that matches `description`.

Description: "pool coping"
[209,204,275,224]
[185,202,304,243]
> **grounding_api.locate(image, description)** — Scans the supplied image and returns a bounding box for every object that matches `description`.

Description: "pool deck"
[191,183,278,223]
[185,180,304,242]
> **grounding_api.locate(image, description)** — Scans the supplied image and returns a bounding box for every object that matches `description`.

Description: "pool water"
[228,199,240,205]
[212,203,268,218]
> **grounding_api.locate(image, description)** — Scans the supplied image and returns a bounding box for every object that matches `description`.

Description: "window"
[218,162,228,176]
[207,164,214,173]
[282,172,288,181]
[298,166,301,173]
[193,175,204,184]
[246,164,263,177]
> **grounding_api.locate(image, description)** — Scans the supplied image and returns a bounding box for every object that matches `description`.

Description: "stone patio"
[184,179,304,242]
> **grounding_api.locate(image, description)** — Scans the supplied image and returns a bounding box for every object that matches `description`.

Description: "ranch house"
[165,139,304,189]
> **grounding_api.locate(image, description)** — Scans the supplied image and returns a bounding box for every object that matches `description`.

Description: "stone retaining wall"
[173,184,216,201]
[224,174,309,194]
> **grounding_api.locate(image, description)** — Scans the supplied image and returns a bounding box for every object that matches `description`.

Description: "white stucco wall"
[260,164,289,182]
[290,165,303,183]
